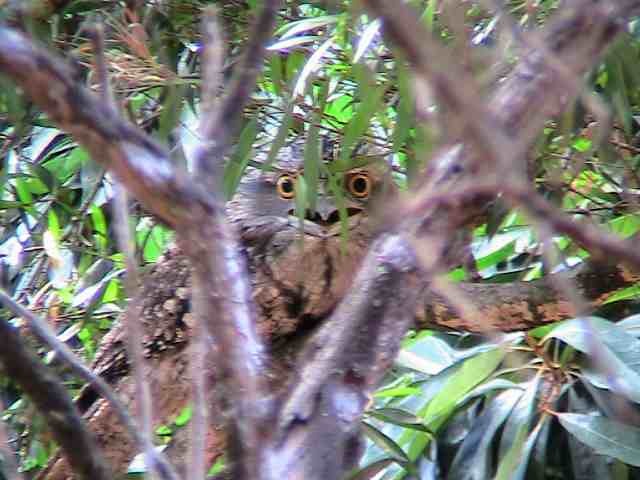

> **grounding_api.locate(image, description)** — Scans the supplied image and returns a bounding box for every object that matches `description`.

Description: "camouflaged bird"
[228,141,392,338]
[39,140,392,479]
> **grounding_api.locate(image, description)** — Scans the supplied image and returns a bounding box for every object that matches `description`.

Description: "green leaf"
[293,37,334,97]
[48,209,61,241]
[475,240,516,272]
[494,424,530,480]
[155,424,172,436]
[294,175,309,237]
[558,413,640,466]
[207,455,226,477]
[274,15,339,39]
[448,389,522,480]
[303,131,320,213]
[137,223,174,263]
[339,81,386,167]
[264,101,294,169]
[422,348,505,427]
[91,204,108,253]
[78,326,96,357]
[174,405,192,427]
[223,118,258,199]
[617,314,640,337]
[603,283,640,304]
[303,81,327,212]
[420,0,438,31]
[367,408,434,434]
[157,85,185,142]
[45,146,88,183]
[269,54,283,96]
[285,51,306,83]
[15,177,35,213]
[397,335,457,375]
[544,317,640,401]
[353,19,381,63]
[345,458,395,480]
[325,94,354,123]
[327,170,349,249]
[268,35,320,52]
[608,214,640,238]
[373,385,421,398]
[30,163,56,191]
[571,137,592,152]
[361,421,410,465]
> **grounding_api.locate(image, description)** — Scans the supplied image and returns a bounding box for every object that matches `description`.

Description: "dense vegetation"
[2,1,640,479]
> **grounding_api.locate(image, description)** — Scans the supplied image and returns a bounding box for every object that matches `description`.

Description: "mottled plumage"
[227,141,391,337]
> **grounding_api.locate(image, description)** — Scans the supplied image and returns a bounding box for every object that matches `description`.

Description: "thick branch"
[0,27,214,228]
[420,261,640,331]
[0,289,179,480]
[270,235,421,478]
[190,3,283,476]
[0,319,111,480]
[180,216,272,480]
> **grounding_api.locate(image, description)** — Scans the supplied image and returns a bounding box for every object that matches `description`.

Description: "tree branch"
[0,27,213,229]
[187,3,283,477]
[0,318,112,480]
[0,289,179,480]
[196,0,284,180]
[271,234,421,478]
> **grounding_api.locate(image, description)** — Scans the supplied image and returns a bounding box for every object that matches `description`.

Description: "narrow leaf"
[558,413,640,466]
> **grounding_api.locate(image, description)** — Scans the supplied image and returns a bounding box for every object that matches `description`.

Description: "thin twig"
[112,184,164,480]
[0,315,112,480]
[197,0,283,173]
[0,289,180,480]
[87,22,115,106]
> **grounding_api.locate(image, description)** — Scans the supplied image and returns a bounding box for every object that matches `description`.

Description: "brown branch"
[187,4,283,477]
[197,0,284,178]
[0,27,214,229]
[0,317,112,480]
[0,289,180,480]
[180,218,272,479]
[272,234,421,477]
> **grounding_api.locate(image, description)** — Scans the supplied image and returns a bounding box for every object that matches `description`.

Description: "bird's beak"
[313,197,339,223]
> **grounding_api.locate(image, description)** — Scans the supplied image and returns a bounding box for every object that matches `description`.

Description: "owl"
[40,140,393,479]
[227,140,392,338]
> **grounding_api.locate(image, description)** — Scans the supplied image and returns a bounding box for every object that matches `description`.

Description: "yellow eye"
[346,172,371,198]
[276,174,296,199]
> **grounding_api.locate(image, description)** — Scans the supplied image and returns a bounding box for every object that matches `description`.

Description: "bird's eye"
[276,174,296,199]
[346,172,371,199]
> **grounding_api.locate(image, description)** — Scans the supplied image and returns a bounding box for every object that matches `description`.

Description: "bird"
[38,138,392,479]
[227,139,391,339]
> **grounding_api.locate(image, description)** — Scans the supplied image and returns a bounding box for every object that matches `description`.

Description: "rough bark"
[37,245,640,479]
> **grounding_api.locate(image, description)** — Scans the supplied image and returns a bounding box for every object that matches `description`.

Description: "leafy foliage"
[2,0,640,478]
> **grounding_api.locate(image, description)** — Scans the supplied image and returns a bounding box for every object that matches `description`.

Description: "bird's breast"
[246,221,373,339]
